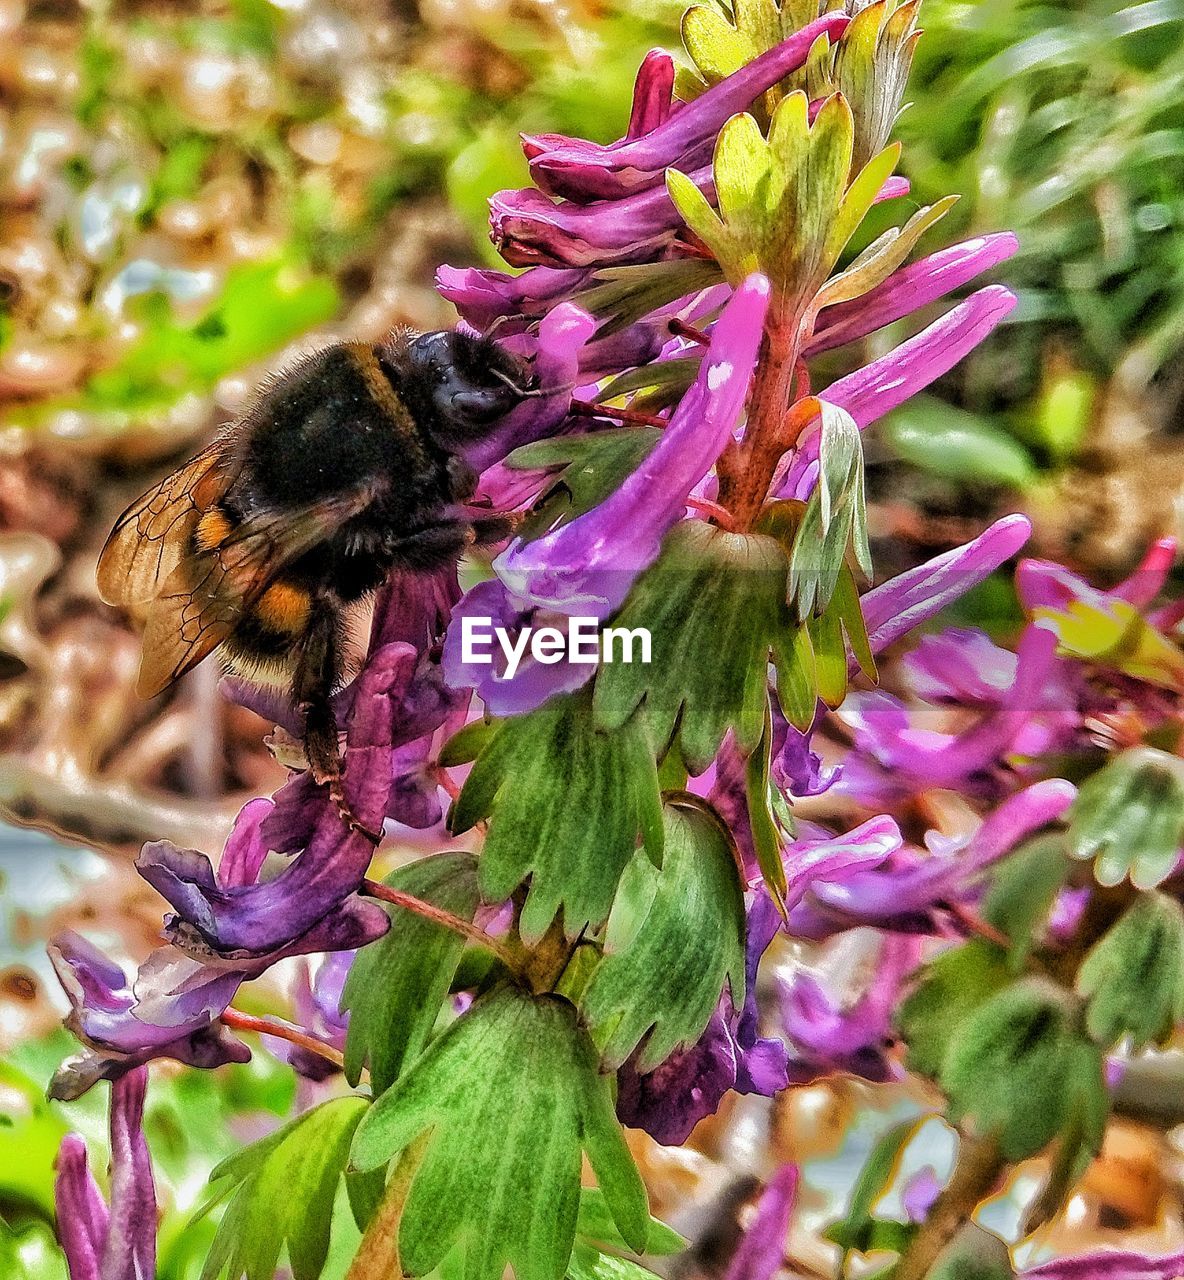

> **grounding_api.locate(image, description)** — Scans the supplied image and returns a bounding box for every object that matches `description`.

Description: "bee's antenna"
[489,367,576,399]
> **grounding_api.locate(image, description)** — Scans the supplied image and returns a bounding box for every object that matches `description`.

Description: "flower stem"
[346,1131,430,1279]
[893,1132,1005,1280]
[569,400,669,429]
[360,878,518,970]
[717,323,806,529]
[220,1008,345,1070]
[668,317,711,346]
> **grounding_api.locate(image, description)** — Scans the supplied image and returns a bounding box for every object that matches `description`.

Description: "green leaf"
[449,686,662,944]
[574,259,724,336]
[579,796,746,1071]
[593,521,798,772]
[342,852,481,1095]
[981,832,1072,970]
[1077,891,1184,1050]
[940,978,1107,1162]
[0,1061,68,1218]
[1068,747,1184,888]
[567,1244,663,1280]
[883,397,1037,490]
[350,985,650,1280]
[896,940,1011,1079]
[826,1117,925,1258]
[575,1188,685,1257]
[747,700,790,909]
[789,401,872,618]
[505,429,662,543]
[0,1221,67,1280]
[201,1096,374,1280]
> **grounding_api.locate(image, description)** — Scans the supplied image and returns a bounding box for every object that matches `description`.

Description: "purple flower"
[141,639,430,959]
[835,622,1061,803]
[442,273,771,714]
[859,513,1033,657]
[780,933,923,1085]
[460,302,597,473]
[724,1165,799,1280]
[782,816,903,912]
[901,627,1019,706]
[47,934,249,1101]
[800,779,1077,935]
[523,17,849,200]
[1024,1253,1184,1280]
[490,168,715,269]
[779,287,1018,499]
[54,1068,156,1280]
[807,233,1018,356]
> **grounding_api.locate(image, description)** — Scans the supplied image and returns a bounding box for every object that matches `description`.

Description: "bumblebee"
[97,330,530,837]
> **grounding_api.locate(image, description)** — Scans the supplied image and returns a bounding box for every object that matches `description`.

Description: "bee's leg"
[293,603,382,844]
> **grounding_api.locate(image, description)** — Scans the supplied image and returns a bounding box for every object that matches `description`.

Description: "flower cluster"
[45,3,1179,1279]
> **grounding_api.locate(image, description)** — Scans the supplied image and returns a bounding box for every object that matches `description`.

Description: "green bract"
[788,400,873,617]
[940,979,1106,1163]
[342,853,481,1095]
[824,1117,923,1261]
[668,93,898,324]
[201,1097,379,1280]
[349,986,650,1280]
[506,429,662,542]
[593,520,804,770]
[832,0,921,169]
[579,797,746,1071]
[981,833,1072,970]
[1068,746,1184,888]
[1077,891,1184,1050]
[896,940,1011,1079]
[446,689,664,944]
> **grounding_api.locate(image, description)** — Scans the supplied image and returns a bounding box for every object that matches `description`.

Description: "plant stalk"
[893,1132,1006,1280]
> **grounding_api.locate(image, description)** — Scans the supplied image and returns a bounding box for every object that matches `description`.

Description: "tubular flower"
[53,1068,156,1280]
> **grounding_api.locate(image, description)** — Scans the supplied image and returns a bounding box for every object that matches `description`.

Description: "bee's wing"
[97,440,233,607]
[136,488,374,698]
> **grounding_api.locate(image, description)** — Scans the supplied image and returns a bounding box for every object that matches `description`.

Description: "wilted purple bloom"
[617,891,789,1144]
[443,274,771,714]
[780,933,923,1085]
[54,1068,156,1280]
[523,17,849,200]
[724,1165,799,1280]
[47,934,249,1101]
[773,711,842,800]
[141,639,431,959]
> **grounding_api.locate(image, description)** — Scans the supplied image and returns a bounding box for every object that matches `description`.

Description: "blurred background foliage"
[2,0,1184,1275]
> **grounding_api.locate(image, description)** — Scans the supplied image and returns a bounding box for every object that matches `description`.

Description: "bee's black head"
[382,329,534,445]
